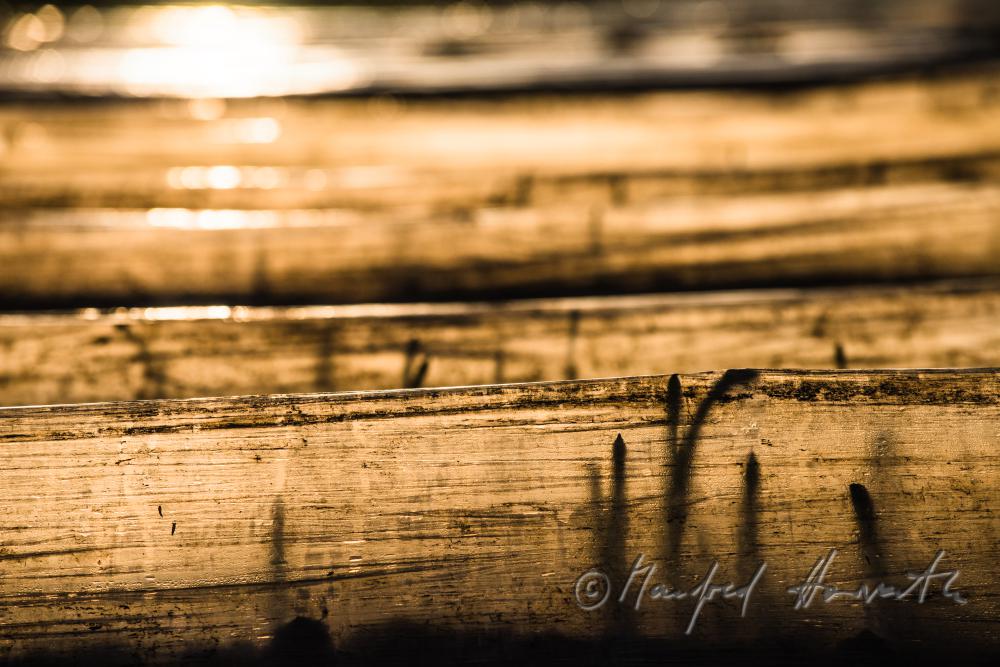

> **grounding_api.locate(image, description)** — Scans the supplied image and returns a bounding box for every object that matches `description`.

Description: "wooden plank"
[1,280,999,406]
[3,67,1000,212]
[4,181,1000,309]
[0,369,997,664]
[5,68,1000,309]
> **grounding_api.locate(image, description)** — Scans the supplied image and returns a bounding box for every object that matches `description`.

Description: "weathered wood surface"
[0,369,997,664]
[1,280,999,406]
[3,68,1000,213]
[4,180,1000,309]
[3,65,1000,308]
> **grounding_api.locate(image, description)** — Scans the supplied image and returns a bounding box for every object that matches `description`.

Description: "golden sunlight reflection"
[2,1,996,97]
[163,165,402,191]
[146,208,278,230]
[66,5,104,44]
[139,305,233,321]
[187,98,228,121]
[116,4,358,98]
[4,5,65,51]
[142,208,363,230]
[166,166,283,190]
[146,5,287,48]
[116,47,360,98]
[4,4,364,97]
[213,117,283,144]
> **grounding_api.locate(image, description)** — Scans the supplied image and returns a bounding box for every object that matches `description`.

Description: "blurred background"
[1,1,999,405]
[2,1,1000,95]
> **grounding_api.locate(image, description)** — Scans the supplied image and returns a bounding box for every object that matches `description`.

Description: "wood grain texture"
[1,280,999,406]
[4,68,1000,213]
[0,369,997,663]
[3,181,1000,309]
[5,67,1000,309]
